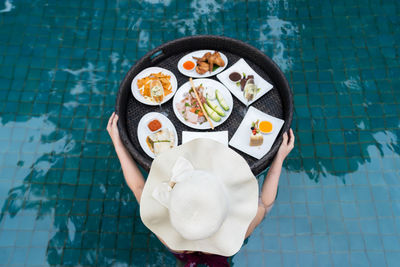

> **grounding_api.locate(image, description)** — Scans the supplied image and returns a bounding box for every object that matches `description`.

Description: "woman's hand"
[276,128,295,162]
[107,112,124,149]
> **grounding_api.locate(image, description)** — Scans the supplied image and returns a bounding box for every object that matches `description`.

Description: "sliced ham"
[186,111,198,124]
[176,102,185,113]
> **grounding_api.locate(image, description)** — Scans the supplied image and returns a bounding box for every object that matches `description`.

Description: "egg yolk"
[259,121,272,133]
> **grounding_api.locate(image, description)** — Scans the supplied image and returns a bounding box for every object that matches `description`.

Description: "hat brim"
[140,138,259,256]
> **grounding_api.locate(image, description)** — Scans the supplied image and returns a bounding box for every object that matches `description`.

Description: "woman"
[107,112,294,266]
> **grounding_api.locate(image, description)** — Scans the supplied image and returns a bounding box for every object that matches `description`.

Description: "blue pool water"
[0,0,399,266]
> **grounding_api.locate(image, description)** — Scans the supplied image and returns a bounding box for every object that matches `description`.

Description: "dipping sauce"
[183,60,195,71]
[259,120,273,134]
[229,72,242,82]
[148,119,162,132]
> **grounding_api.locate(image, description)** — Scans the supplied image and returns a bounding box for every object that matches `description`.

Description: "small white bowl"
[258,120,273,135]
[147,118,163,133]
[182,60,196,72]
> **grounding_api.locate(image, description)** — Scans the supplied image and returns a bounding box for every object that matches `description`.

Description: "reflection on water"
[259,15,298,72]
[160,0,228,36]
[0,0,14,13]
[288,71,399,182]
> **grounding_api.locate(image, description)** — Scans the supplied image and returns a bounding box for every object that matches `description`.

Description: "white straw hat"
[140,139,258,256]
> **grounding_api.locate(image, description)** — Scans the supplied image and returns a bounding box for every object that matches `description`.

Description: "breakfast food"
[147,119,162,132]
[149,79,164,103]
[250,120,263,146]
[235,73,260,101]
[206,97,225,117]
[259,120,273,134]
[146,129,175,155]
[193,51,225,74]
[176,85,229,124]
[137,72,172,103]
[203,102,221,122]
[244,77,257,101]
[175,85,207,125]
[215,90,229,111]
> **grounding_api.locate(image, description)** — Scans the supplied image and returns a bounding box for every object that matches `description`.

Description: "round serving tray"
[116,35,293,175]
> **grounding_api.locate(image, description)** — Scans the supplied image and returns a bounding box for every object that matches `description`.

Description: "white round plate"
[131,67,178,106]
[173,79,233,130]
[177,50,228,78]
[137,112,178,158]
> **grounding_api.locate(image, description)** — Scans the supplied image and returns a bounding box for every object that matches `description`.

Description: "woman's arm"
[107,112,145,203]
[245,129,295,238]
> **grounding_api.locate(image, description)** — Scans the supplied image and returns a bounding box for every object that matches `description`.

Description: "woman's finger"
[107,112,115,129]
[112,114,119,127]
[282,132,288,144]
[289,129,295,146]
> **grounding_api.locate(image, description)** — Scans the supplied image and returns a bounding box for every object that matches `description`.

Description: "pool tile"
[360,219,379,234]
[375,202,393,217]
[0,247,13,265]
[264,252,281,267]
[282,252,297,267]
[279,218,295,235]
[313,235,330,252]
[367,251,386,267]
[247,233,263,251]
[324,203,342,218]
[9,247,28,265]
[26,247,47,266]
[382,235,400,251]
[30,230,50,247]
[62,248,81,266]
[386,251,400,267]
[331,252,349,267]
[350,251,369,267]
[341,203,358,218]
[344,219,361,234]
[358,203,377,218]
[314,253,332,266]
[354,187,372,201]
[378,218,396,234]
[81,232,99,249]
[292,203,308,216]
[247,251,264,267]
[364,234,384,250]
[296,235,313,251]
[280,236,296,251]
[297,252,313,266]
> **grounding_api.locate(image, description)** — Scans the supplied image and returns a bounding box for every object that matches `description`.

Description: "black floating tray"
[116,35,293,175]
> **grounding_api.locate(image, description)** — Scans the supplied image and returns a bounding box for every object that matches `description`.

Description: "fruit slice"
[203,103,221,122]
[206,97,225,116]
[215,90,229,111]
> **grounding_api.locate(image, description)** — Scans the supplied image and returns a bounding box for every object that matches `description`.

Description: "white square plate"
[217,58,273,105]
[229,106,284,159]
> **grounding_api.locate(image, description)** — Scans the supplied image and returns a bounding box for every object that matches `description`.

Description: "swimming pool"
[0,0,399,266]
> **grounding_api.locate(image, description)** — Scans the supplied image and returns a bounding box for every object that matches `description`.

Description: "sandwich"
[146,129,175,155]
